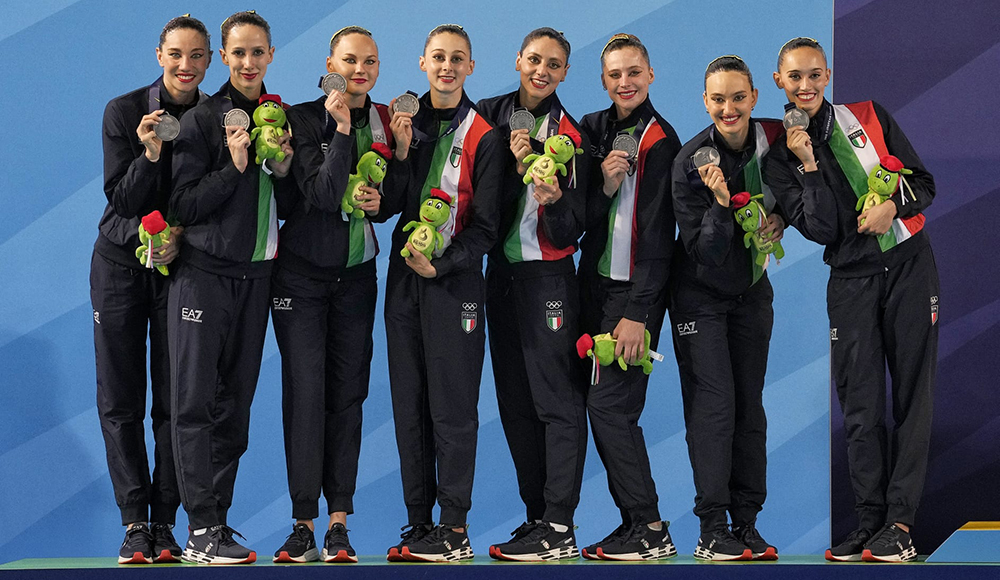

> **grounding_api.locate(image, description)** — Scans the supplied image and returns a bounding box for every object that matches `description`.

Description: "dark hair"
[159,14,210,50]
[221,10,271,48]
[776,37,827,70]
[704,55,753,90]
[330,25,374,55]
[424,24,472,58]
[600,33,649,67]
[520,27,570,62]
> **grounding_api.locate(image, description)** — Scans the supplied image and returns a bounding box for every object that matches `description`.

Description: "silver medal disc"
[509,109,536,132]
[693,146,721,167]
[393,93,420,115]
[612,134,639,159]
[321,72,348,95]
[154,113,180,141]
[783,107,810,130]
[223,108,251,131]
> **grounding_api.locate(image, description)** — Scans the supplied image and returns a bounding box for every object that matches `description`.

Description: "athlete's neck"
[430,88,462,110]
[518,86,544,112]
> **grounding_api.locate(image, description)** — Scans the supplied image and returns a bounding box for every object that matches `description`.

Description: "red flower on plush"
[141,211,168,235]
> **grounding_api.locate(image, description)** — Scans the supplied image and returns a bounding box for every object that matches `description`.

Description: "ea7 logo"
[93,310,101,325]
[830,328,838,341]
[676,321,697,336]
[181,307,204,323]
[272,298,292,311]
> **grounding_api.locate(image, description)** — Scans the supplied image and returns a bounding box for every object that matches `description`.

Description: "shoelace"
[598,523,628,544]
[125,525,154,544]
[327,524,350,542]
[520,522,554,544]
[867,525,901,550]
[213,525,248,546]
[399,524,431,542]
[620,522,655,544]
[424,525,453,542]
[285,523,313,543]
[734,524,764,544]
[510,521,539,539]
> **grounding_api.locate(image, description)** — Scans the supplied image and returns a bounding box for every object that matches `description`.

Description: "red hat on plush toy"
[259,94,282,106]
[879,155,904,173]
[429,188,453,205]
[576,334,594,359]
[141,211,168,236]
[371,142,392,159]
[730,191,751,210]
[566,131,582,148]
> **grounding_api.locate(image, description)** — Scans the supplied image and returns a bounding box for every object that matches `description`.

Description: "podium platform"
[927,522,1000,563]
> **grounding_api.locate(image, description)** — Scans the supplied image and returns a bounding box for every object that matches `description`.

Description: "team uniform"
[380,91,502,561]
[269,96,397,563]
[764,99,938,562]
[475,91,590,560]
[94,77,202,563]
[168,80,284,564]
[670,120,784,561]
[578,98,681,559]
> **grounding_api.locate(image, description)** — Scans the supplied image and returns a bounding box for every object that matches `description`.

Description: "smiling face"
[773,46,830,117]
[156,27,210,104]
[220,24,274,100]
[516,36,569,110]
[601,46,654,120]
[419,197,452,226]
[420,32,474,107]
[327,33,379,108]
[252,99,286,128]
[704,70,758,150]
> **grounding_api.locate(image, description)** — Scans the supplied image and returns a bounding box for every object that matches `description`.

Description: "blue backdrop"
[0,0,834,562]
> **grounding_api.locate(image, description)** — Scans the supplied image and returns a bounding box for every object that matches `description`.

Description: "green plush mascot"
[136,210,171,276]
[730,191,785,266]
[249,94,288,165]
[522,133,583,185]
[401,188,453,260]
[576,330,658,385]
[856,154,914,224]
[342,142,391,219]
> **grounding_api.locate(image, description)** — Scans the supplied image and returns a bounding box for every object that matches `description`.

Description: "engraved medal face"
[223,108,250,131]
[321,72,348,95]
[693,146,721,167]
[154,113,180,141]
[612,134,639,160]
[393,93,420,115]
[783,107,810,130]
[509,109,536,132]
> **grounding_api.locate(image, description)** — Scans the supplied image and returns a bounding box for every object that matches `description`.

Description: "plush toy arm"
[856,196,867,211]
[250,127,261,140]
[402,220,418,232]
[433,230,445,253]
[276,127,285,138]
[617,355,628,371]
[523,153,539,165]
[556,163,567,177]
[744,231,753,248]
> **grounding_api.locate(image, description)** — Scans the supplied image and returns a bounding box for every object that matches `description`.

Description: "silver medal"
[693,146,721,167]
[321,72,348,95]
[393,93,420,115]
[783,106,810,130]
[223,108,251,131]
[509,109,536,132]
[612,134,639,160]
[154,113,180,141]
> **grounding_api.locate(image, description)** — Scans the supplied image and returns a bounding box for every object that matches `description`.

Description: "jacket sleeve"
[286,106,354,215]
[434,129,503,277]
[874,101,935,218]
[672,153,735,268]
[624,134,680,323]
[763,138,838,245]
[102,98,160,219]
[540,130,590,250]
[170,106,243,225]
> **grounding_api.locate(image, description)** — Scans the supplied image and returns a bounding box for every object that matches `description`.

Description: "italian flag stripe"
[252,168,278,262]
[345,110,386,267]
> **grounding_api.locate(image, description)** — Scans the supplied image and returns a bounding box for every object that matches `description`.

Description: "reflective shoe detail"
[150,523,182,563]
[693,527,752,561]
[182,525,257,565]
[493,522,579,562]
[582,523,627,560]
[118,523,153,564]
[825,528,874,562]
[401,525,474,562]
[732,523,778,561]
[273,523,318,563]
[489,521,540,560]
[387,523,433,562]
[862,524,917,563]
[322,523,358,563]
[595,521,678,561]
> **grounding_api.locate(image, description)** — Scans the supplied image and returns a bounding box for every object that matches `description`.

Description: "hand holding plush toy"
[522,133,583,185]
[576,330,659,385]
[856,154,914,225]
[249,94,288,165]
[136,210,171,276]
[400,189,453,260]
[731,192,785,266]
[343,143,391,219]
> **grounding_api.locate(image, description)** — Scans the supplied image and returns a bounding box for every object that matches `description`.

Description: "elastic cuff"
[803,170,826,186]
[119,504,149,526]
[626,504,660,527]
[709,200,732,221]
[149,503,178,526]
[440,507,469,527]
[292,500,320,521]
[330,130,353,153]
[186,507,220,530]
[543,505,575,528]
[729,507,760,529]
[623,301,650,324]
[857,507,887,532]
[886,505,916,529]
[699,511,729,533]
[327,495,354,516]
[407,504,434,526]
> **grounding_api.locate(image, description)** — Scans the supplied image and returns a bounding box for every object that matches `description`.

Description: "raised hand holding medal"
[393,92,420,116]
[509,109,535,132]
[320,72,348,95]
[783,105,809,130]
[154,112,181,142]
[693,146,721,168]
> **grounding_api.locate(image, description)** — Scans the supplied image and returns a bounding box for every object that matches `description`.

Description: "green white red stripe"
[252,168,278,262]
[344,105,390,267]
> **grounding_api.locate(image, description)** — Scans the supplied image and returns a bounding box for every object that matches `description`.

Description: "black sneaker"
[273,523,318,563]
[182,525,257,565]
[581,523,626,560]
[489,521,539,559]
[693,527,752,561]
[150,523,182,563]
[732,523,778,560]
[118,523,154,564]
[825,528,873,562]
[387,523,433,562]
[401,524,474,562]
[493,521,578,561]
[596,521,677,561]
[862,524,917,562]
[322,523,358,563]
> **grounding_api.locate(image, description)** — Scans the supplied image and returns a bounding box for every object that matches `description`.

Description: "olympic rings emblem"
[546,301,563,309]
[462,303,478,311]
